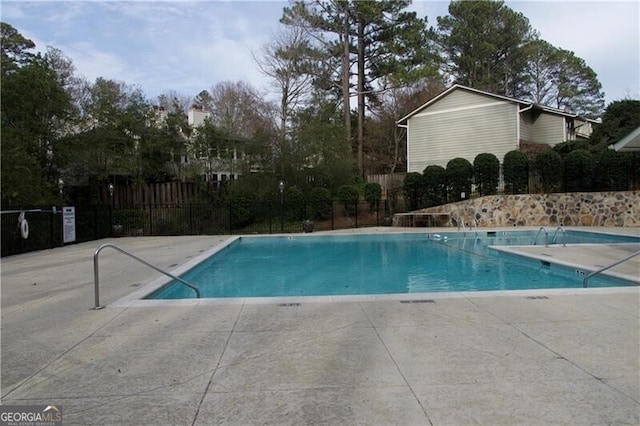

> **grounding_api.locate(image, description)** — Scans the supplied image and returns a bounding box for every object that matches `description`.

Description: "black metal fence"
[1,199,392,257]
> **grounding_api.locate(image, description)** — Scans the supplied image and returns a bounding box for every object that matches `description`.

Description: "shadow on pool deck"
[1,228,638,425]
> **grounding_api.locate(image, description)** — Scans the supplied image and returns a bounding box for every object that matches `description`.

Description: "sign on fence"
[63,206,76,243]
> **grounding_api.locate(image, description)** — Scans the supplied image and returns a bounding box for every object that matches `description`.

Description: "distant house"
[397,85,599,173]
[186,106,256,188]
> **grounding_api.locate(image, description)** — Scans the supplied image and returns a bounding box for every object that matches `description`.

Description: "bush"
[446,158,473,202]
[286,185,306,220]
[336,185,360,216]
[503,150,529,194]
[596,149,630,191]
[564,149,593,192]
[309,187,332,220]
[533,150,563,193]
[364,182,382,212]
[422,165,447,207]
[227,187,257,230]
[473,153,500,195]
[403,172,425,210]
[113,208,145,233]
[553,140,590,156]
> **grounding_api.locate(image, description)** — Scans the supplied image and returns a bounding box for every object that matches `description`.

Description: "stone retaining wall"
[394,191,640,227]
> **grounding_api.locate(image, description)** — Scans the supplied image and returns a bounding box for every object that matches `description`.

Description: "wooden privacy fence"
[100,182,200,206]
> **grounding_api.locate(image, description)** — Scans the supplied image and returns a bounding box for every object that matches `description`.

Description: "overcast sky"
[2,1,639,108]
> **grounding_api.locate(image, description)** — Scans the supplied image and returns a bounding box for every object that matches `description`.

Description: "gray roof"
[610,126,640,152]
[397,84,599,125]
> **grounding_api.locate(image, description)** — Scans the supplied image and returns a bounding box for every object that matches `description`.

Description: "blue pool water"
[146,231,639,299]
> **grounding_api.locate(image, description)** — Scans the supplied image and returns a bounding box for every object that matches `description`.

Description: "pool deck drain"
[1,227,638,424]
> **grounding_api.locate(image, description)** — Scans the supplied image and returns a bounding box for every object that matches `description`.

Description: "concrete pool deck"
[1,227,638,424]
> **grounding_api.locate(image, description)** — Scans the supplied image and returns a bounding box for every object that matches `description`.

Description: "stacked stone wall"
[394,191,639,227]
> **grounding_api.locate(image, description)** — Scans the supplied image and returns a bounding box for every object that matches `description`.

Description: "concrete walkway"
[1,229,639,425]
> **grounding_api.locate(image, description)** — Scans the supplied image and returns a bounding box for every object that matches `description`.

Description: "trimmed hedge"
[446,158,473,202]
[473,153,500,196]
[564,149,593,192]
[309,187,332,220]
[337,185,360,216]
[364,182,382,212]
[503,150,529,194]
[596,149,629,191]
[403,172,425,210]
[534,150,563,193]
[286,185,306,220]
[422,165,447,207]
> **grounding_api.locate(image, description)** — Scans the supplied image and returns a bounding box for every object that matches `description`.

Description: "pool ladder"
[455,216,479,237]
[533,226,566,247]
[583,249,640,287]
[550,226,567,246]
[93,243,201,310]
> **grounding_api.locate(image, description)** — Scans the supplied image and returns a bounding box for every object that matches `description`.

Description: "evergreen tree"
[436,0,535,98]
[525,40,604,117]
[1,24,73,205]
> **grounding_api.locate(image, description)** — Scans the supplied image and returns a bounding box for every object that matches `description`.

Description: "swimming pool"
[145,230,639,300]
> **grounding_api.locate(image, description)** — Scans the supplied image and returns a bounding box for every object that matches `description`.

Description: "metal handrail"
[470,217,479,238]
[533,227,549,247]
[93,243,200,309]
[582,249,640,288]
[550,226,567,247]
[455,215,467,235]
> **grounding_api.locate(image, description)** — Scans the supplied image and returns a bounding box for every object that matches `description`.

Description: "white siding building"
[186,107,249,187]
[398,85,598,173]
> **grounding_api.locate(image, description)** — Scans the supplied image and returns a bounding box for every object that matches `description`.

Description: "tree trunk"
[341,12,351,152]
[357,15,365,178]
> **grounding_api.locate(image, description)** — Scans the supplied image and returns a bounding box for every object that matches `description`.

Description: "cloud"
[0,2,28,20]
[61,41,131,83]
[8,0,635,107]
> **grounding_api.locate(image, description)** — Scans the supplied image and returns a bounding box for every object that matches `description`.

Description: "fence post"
[148,202,153,236]
[189,203,193,235]
[94,206,98,239]
[269,201,272,234]
[331,202,335,230]
[355,201,358,228]
[50,209,55,249]
[376,200,379,226]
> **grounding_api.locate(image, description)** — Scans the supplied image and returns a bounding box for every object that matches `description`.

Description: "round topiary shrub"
[364,182,382,213]
[403,172,424,210]
[446,158,473,202]
[336,184,360,216]
[473,153,500,196]
[596,149,630,191]
[503,150,529,194]
[227,187,257,230]
[533,150,563,193]
[422,165,447,207]
[286,185,306,221]
[564,149,593,192]
[309,187,332,220]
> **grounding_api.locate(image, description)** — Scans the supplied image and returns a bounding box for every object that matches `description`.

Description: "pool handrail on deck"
[93,243,201,309]
[582,249,640,288]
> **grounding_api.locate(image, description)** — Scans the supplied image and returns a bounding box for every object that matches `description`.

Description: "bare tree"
[155,90,192,114]
[207,80,277,139]
[367,77,444,174]
[281,1,354,150]
[254,25,314,145]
